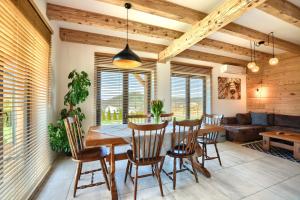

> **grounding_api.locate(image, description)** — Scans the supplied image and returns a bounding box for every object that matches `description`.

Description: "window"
[0,0,51,199]
[96,65,153,125]
[171,74,206,120]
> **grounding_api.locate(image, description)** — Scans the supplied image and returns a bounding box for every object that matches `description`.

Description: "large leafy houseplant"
[48,70,91,154]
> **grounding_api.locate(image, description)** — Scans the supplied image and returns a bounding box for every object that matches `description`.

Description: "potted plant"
[48,70,91,155]
[151,100,164,124]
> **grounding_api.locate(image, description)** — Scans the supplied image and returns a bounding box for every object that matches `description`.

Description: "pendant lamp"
[113,3,141,68]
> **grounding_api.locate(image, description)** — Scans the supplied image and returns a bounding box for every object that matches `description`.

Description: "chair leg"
[173,158,177,190]
[151,164,155,176]
[155,164,164,197]
[159,157,165,173]
[214,143,222,166]
[124,160,130,183]
[189,157,199,183]
[73,162,82,197]
[134,165,139,200]
[202,144,206,168]
[100,158,110,190]
[179,158,183,170]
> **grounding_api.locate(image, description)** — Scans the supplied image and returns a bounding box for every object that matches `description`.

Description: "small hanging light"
[269,32,279,65]
[113,3,141,68]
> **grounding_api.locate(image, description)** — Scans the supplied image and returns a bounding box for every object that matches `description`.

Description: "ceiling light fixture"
[248,41,259,73]
[256,32,279,66]
[112,3,141,68]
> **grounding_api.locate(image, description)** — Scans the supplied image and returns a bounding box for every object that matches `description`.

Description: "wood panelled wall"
[247,56,300,115]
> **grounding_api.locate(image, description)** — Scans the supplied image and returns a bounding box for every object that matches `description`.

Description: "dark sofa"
[222,113,300,143]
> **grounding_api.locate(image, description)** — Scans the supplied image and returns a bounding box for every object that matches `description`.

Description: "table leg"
[294,142,300,160]
[189,143,211,178]
[262,136,270,151]
[110,145,118,200]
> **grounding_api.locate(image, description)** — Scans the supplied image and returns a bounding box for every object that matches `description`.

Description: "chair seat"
[126,150,163,166]
[75,147,108,162]
[167,144,195,158]
[198,138,216,144]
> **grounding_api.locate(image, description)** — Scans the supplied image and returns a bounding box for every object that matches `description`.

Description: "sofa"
[222,112,300,143]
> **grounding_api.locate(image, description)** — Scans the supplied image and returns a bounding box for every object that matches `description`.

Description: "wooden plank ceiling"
[47,0,300,66]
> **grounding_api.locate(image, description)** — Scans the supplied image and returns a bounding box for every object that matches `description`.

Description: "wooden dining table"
[85,123,224,200]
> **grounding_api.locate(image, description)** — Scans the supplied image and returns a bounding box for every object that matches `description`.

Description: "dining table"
[85,123,225,200]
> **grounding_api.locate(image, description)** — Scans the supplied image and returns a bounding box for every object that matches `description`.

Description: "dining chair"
[162,119,201,190]
[64,116,110,197]
[127,114,151,123]
[160,113,174,122]
[124,121,168,200]
[198,114,224,167]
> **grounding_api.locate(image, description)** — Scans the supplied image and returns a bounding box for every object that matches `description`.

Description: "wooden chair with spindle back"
[124,121,168,200]
[198,114,224,167]
[64,116,110,197]
[160,113,174,122]
[162,119,201,190]
[127,114,151,124]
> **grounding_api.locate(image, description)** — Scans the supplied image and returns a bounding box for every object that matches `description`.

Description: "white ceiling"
[47,0,300,64]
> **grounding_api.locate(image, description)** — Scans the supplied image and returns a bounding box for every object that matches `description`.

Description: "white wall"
[211,66,247,117]
[156,62,171,113]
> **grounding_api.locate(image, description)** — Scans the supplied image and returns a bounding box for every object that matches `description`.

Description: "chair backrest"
[202,114,224,142]
[64,116,84,160]
[171,119,201,155]
[128,121,168,163]
[160,113,174,122]
[127,114,150,124]
[202,114,224,125]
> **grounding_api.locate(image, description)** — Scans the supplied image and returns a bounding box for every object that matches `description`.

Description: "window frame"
[96,68,152,125]
[171,73,206,120]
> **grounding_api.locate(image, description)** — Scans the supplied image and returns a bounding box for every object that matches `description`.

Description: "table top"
[85,123,225,147]
[260,131,300,143]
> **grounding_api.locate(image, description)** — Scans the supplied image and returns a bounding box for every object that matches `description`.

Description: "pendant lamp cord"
[271,32,275,58]
[126,7,129,44]
[250,40,253,62]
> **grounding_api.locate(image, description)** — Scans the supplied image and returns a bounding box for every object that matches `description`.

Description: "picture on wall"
[218,77,241,99]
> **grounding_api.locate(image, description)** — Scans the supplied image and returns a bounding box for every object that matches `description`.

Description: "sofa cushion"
[274,114,300,129]
[236,113,251,125]
[265,126,300,133]
[267,113,274,126]
[251,112,268,126]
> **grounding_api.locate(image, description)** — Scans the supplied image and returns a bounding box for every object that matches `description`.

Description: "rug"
[242,140,300,164]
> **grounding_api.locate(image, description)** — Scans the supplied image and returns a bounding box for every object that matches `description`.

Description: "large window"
[171,74,205,120]
[96,68,152,125]
[0,0,51,199]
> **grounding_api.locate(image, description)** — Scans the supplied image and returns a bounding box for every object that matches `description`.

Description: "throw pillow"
[236,113,251,125]
[251,112,268,126]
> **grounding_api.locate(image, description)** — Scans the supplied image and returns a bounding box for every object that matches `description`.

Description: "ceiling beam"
[98,0,300,55]
[158,0,268,62]
[258,0,300,28]
[60,28,248,66]
[47,3,270,61]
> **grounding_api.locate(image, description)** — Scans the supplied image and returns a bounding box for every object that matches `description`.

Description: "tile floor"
[34,142,300,200]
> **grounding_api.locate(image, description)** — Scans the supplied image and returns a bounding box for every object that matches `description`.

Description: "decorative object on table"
[162,119,201,190]
[48,70,91,155]
[112,3,141,68]
[150,99,164,123]
[64,116,110,197]
[218,77,241,99]
[198,114,224,167]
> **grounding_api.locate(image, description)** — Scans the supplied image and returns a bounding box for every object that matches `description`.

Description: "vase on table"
[150,100,164,124]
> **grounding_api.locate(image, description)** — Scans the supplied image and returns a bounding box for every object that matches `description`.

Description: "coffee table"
[260,131,300,160]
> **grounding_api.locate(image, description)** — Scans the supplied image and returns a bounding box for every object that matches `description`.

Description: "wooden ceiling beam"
[98,0,300,54]
[158,0,268,62]
[47,3,270,61]
[258,0,300,28]
[60,28,248,66]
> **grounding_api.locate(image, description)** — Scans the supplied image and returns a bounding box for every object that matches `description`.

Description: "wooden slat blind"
[0,0,51,199]
[94,55,156,125]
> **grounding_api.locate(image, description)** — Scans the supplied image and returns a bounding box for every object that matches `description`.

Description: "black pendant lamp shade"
[113,44,141,68]
[112,3,142,68]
